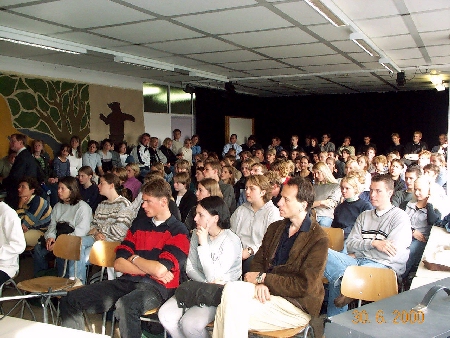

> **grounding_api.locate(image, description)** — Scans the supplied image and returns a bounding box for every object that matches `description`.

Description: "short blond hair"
[126,163,140,178]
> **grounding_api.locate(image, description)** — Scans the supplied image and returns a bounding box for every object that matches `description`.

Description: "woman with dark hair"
[16,177,52,247]
[33,176,92,280]
[159,196,242,338]
[48,143,71,206]
[77,166,100,212]
[98,139,113,173]
[117,141,134,167]
[68,136,83,177]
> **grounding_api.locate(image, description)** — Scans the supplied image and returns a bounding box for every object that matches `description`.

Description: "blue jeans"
[34,242,66,278]
[402,238,427,280]
[324,249,388,316]
[69,236,95,284]
[317,216,333,227]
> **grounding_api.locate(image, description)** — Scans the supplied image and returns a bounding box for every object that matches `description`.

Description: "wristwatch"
[256,272,265,284]
[247,247,254,256]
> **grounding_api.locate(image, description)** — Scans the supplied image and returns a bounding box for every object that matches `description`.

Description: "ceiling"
[1,0,449,96]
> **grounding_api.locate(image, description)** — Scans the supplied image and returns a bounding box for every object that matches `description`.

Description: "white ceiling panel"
[420,30,450,47]
[355,17,410,38]
[12,0,153,29]
[152,55,206,67]
[301,63,364,73]
[50,31,124,48]
[110,45,173,59]
[404,0,450,13]
[308,25,353,42]
[174,7,291,35]
[0,11,69,35]
[221,60,287,71]
[427,45,450,58]
[386,48,425,60]
[274,2,330,25]
[221,27,317,48]
[411,10,450,33]
[257,43,336,58]
[147,37,237,54]
[372,34,417,50]
[186,50,264,63]
[246,68,305,76]
[332,0,399,20]
[283,54,350,67]
[1,0,40,5]
[331,40,366,54]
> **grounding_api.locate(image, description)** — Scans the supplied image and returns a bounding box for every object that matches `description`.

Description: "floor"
[2,253,326,338]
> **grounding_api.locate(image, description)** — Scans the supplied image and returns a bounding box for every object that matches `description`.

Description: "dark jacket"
[250,215,328,316]
[173,190,197,223]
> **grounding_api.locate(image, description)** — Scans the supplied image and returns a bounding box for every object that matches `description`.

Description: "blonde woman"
[123,163,141,199]
[311,162,341,227]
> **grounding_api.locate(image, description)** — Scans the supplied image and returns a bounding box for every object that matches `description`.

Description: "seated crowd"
[0,129,449,338]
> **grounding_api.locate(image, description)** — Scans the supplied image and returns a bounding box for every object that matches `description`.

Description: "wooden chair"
[322,227,344,283]
[341,265,398,307]
[88,240,120,335]
[17,234,82,323]
[250,324,314,337]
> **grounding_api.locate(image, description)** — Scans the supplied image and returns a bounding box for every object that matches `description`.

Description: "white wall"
[144,112,172,143]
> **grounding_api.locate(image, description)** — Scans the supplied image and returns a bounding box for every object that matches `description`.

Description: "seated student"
[48,143,71,206]
[324,175,411,316]
[175,159,196,192]
[231,174,282,275]
[124,163,142,200]
[250,162,266,176]
[430,153,447,189]
[98,139,114,174]
[371,155,388,176]
[392,166,421,207]
[173,172,197,223]
[400,176,442,290]
[417,150,431,170]
[220,165,238,185]
[77,173,135,284]
[33,176,92,279]
[117,141,134,168]
[31,139,52,183]
[264,170,283,207]
[159,138,177,167]
[60,179,190,338]
[389,159,406,193]
[422,164,450,216]
[77,166,100,212]
[82,140,104,181]
[264,149,276,170]
[0,202,26,286]
[16,177,52,247]
[234,158,256,207]
[159,196,242,338]
[213,177,328,337]
[203,161,236,213]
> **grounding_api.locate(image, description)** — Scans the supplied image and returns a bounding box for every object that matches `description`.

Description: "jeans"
[317,216,333,227]
[33,242,66,278]
[71,236,95,284]
[324,249,388,316]
[402,238,427,280]
[60,278,164,338]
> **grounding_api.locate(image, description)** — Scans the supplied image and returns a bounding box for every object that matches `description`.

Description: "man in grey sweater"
[324,174,412,316]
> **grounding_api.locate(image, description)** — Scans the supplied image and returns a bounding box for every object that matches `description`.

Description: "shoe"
[334,294,355,308]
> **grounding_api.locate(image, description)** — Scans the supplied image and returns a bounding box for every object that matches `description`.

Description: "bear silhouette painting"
[100,102,135,143]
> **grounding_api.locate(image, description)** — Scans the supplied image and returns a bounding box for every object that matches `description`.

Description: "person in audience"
[173,172,197,223]
[77,173,135,284]
[340,148,351,164]
[344,159,360,176]
[98,139,114,174]
[331,171,373,244]
[172,129,183,155]
[184,178,223,234]
[403,131,428,165]
[264,170,282,207]
[289,135,301,151]
[430,153,447,189]
[159,196,242,338]
[386,133,404,157]
[234,158,256,207]
[0,201,26,286]
[0,149,16,185]
[77,166,100,212]
[357,135,377,156]
[213,176,328,337]
[254,149,265,163]
[268,136,283,155]
[159,138,177,168]
[222,134,242,160]
[290,149,300,162]
[296,155,313,182]
[124,163,142,200]
[4,134,42,209]
[48,143,71,206]
[194,165,205,186]
[16,177,52,247]
[68,136,83,177]
[326,157,339,179]
[320,133,335,153]
[191,134,201,164]
[118,141,134,168]
[132,133,151,178]
[179,138,193,166]
[203,161,236,213]
[400,176,442,290]
[389,159,406,193]
[431,133,448,157]
[366,147,376,173]
[311,162,341,227]
[357,155,372,195]
[231,174,282,275]
[147,137,167,166]
[250,162,265,176]
[372,155,388,176]
[337,136,355,157]
[325,174,411,316]
[265,149,276,170]
[221,165,236,185]
[60,178,190,338]
[392,166,421,207]
[110,143,121,168]
[240,135,259,153]
[278,149,289,160]
[31,139,52,183]
[82,140,104,180]
[33,176,92,279]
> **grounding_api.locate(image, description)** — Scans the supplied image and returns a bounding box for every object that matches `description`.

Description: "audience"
[77,166,100,212]
[124,163,142,200]
[67,136,83,177]
[173,172,197,223]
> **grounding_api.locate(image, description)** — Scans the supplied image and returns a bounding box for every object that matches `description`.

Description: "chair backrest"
[53,234,81,261]
[341,266,398,302]
[322,227,344,252]
[89,241,121,268]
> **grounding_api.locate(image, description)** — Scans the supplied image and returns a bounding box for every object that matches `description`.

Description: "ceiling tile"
[274,1,330,25]
[331,40,365,54]
[121,0,257,16]
[12,0,154,29]
[386,47,425,60]
[331,0,400,19]
[246,68,304,76]
[404,0,450,13]
[174,7,292,35]
[372,34,417,50]
[257,43,336,58]
[355,17,409,38]
[0,11,69,35]
[301,63,364,73]
[307,25,353,42]
[91,20,203,44]
[186,50,264,63]
[147,37,237,54]
[112,44,173,59]
[420,30,450,47]
[283,54,350,67]
[50,31,123,48]
[221,27,317,48]
[152,55,206,67]
[221,59,287,71]
[411,10,450,33]
[426,45,450,58]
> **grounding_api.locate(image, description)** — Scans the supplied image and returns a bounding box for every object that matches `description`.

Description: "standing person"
[48,143,71,207]
[172,129,183,155]
[0,201,26,285]
[82,140,104,181]
[33,176,92,279]
[311,162,341,227]
[4,134,42,209]
[213,177,328,337]
[320,133,335,153]
[158,196,242,338]
[230,175,282,274]
[31,139,52,183]
[77,166,100,212]
[67,136,83,177]
[60,179,190,338]
[191,134,201,164]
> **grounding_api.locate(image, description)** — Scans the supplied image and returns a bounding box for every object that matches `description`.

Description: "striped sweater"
[16,195,52,230]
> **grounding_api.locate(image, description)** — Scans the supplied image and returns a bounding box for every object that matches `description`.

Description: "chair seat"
[250,325,306,337]
[141,308,158,316]
[17,276,77,293]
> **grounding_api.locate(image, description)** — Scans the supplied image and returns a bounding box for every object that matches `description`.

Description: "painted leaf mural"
[0,73,90,153]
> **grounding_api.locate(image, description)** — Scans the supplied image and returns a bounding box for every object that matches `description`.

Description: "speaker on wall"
[396,71,406,86]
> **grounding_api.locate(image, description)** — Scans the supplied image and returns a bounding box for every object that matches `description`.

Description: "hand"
[254,284,271,303]
[156,270,174,284]
[94,232,106,241]
[413,230,426,242]
[244,272,261,284]
[372,239,397,257]
[21,224,28,233]
[46,238,56,251]
[196,226,208,246]
[242,248,250,260]
[18,196,29,208]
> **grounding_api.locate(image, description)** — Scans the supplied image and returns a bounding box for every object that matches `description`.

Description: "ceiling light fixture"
[435,83,446,91]
[304,0,346,27]
[0,26,87,54]
[114,56,175,72]
[350,33,379,57]
[379,58,400,73]
[189,71,228,82]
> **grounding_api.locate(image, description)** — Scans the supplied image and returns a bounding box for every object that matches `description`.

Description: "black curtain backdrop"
[195,87,449,156]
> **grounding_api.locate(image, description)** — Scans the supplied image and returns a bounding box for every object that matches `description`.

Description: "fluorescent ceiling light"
[189,71,228,82]
[430,74,443,86]
[436,83,446,91]
[304,0,346,27]
[379,58,400,73]
[0,26,86,54]
[350,33,379,57]
[114,56,174,72]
